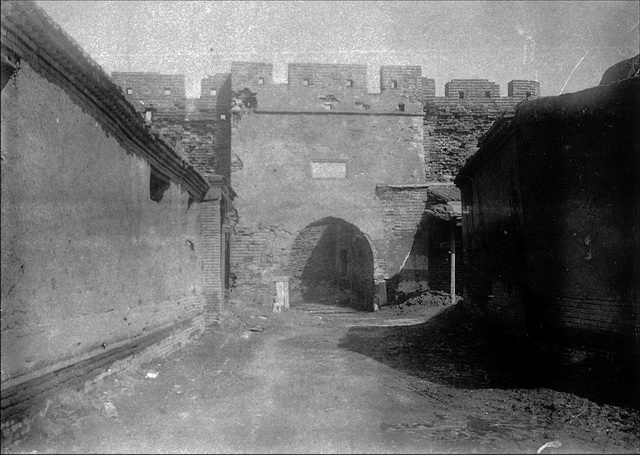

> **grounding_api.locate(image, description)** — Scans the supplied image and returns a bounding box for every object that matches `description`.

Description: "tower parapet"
[379,65,435,100]
[508,80,541,99]
[287,63,368,90]
[444,79,500,99]
[230,62,273,91]
[111,72,186,117]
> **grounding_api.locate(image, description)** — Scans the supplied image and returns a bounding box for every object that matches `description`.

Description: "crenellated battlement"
[111,62,541,119]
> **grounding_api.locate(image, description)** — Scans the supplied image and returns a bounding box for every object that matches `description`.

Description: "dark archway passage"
[287,217,374,311]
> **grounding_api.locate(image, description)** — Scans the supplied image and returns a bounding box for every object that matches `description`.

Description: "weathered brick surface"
[287,63,368,90]
[423,97,524,182]
[201,198,223,324]
[507,80,541,98]
[110,72,186,115]
[150,118,231,180]
[379,65,435,100]
[231,62,273,91]
[444,79,500,99]
[229,224,295,305]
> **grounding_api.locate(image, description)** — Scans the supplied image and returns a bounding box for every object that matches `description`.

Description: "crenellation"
[287,63,368,90]
[508,79,541,98]
[444,79,501,99]
[230,62,273,91]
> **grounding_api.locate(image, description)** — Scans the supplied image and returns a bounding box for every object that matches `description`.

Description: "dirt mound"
[380,289,460,315]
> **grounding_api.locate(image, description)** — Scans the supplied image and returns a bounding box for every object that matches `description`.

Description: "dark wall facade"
[456,76,640,361]
[0,2,230,444]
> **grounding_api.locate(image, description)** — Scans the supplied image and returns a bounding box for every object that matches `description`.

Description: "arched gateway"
[286,217,375,311]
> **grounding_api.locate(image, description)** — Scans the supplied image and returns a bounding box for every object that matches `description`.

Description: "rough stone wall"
[1,62,207,439]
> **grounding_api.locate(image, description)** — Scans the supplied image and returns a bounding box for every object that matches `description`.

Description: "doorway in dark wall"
[287,217,374,311]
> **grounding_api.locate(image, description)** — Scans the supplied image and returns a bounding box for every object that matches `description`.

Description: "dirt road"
[4,301,639,454]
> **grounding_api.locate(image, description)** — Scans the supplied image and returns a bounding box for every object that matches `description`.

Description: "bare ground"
[3,297,639,454]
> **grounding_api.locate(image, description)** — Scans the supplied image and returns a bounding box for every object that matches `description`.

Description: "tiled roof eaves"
[1,1,209,201]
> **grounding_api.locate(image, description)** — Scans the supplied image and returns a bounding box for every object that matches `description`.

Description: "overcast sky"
[37,1,639,98]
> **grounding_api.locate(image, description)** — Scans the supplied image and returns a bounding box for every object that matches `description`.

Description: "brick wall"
[507,80,541,98]
[150,118,231,180]
[423,97,523,182]
[444,79,500,99]
[229,93,425,305]
[198,73,232,116]
[230,62,274,91]
[287,63,368,90]
[229,224,295,305]
[109,73,232,180]
[379,65,435,100]
[111,72,187,117]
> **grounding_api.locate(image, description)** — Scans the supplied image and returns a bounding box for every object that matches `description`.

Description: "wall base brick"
[0,303,205,446]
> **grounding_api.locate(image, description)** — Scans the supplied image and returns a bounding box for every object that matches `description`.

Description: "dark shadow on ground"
[338,303,639,410]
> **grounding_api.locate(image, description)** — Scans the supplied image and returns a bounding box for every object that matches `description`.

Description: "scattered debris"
[537,440,562,453]
[102,401,118,418]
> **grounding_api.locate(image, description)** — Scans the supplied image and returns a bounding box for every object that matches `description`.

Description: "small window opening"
[210,88,217,96]
[346,79,354,87]
[164,87,171,95]
[126,88,133,95]
[220,114,227,120]
[144,110,153,122]
[391,80,398,89]
[484,91,491,98]
[398,103,405,112]
[303,78,310,86]
[257,77,264,85]
[150,167,170,203]
[459,91,465,99]
[525,91,532,98]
